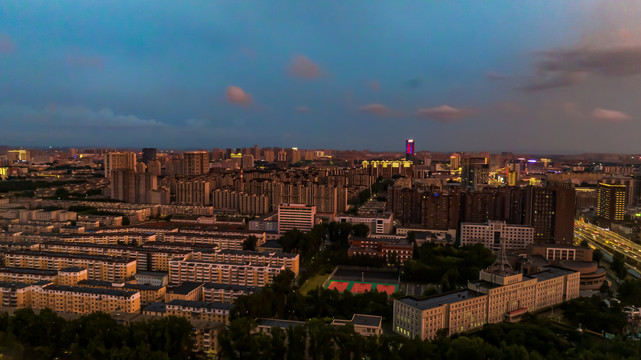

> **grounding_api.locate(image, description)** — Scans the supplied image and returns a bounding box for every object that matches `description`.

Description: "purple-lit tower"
[405,139,415,161]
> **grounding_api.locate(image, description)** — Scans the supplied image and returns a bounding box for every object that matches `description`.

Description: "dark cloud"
[523,44,641,91]
[404,78,423,89]
[287,55,322,79]
[417,105,477,122]
[521,71,587,91]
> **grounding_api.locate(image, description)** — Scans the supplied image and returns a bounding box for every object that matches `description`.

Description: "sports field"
[325,279,398,295]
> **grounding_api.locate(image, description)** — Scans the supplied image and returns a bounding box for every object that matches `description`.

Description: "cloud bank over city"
[1,1,640,152]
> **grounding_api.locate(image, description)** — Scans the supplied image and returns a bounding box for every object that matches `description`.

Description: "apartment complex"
[197,249,299,275]
[460,221,534,251]
[4,250,137,282]
[169,258,285,286]
[32,284,141,314]
[393,267,580,340]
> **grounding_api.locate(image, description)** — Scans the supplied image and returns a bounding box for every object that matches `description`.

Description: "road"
[574,220,641,278]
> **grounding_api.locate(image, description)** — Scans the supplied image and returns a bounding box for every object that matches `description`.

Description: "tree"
[617,279,641,306]
[54,187,69,199]
[611,252,627,279]
[593,249,603,265]
[243,235,259,251]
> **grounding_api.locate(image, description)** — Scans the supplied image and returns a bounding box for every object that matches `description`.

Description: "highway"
[574,220,641,278]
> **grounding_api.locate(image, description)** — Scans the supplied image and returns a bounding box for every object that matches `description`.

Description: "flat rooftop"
[43,285,139,297]
[166,299,233,311]
[398,290,483,311]
[352,314,382,327]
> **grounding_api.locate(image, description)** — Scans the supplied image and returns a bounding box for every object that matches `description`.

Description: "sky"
[1,1,641,153]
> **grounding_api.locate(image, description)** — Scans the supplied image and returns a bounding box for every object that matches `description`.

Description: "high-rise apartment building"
[461,157,489,190]
[449,153,461,171]
[597,183,626,222]
[278,204,316,234]
[142,148,157,164]
[104,152,137,178]
[183,151,210,176]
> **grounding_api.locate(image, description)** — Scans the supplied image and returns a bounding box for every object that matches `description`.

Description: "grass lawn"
[299,273,330,295]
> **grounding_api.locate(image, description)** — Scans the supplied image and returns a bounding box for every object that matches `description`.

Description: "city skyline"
[2,2,641,152]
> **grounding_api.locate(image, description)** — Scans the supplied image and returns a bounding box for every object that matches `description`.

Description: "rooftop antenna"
[487,237,514,276]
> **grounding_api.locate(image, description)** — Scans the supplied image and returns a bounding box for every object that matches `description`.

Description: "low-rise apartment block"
[0,282,33,308]
[32,284,141,314]
[4,250,137,282]
[169,258,284,287]
[203,283,261,303]
[165,299,232,325]
[197,249,299,275]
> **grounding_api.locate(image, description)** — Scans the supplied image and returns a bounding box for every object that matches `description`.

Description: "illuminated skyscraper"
[405,139,415,161]
[597,183,626,222]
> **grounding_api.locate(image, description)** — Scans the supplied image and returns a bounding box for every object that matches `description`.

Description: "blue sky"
[1,1,641,152]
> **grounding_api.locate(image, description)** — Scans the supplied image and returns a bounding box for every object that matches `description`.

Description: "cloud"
[591,107,632,122]
[0,34,14,54]
[521,71,587,91]
[369,81,381,91]
[296,106,311,113]
[225,86,252,105]
[0,103,166,128]
[417,105,477,122]
[359,103,392,117]
[287,55,322,79]
[487,71,510,80]
[523,42,641,91]
[404,78,422,88]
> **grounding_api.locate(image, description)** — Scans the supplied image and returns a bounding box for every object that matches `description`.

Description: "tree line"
[0,308,193,359]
